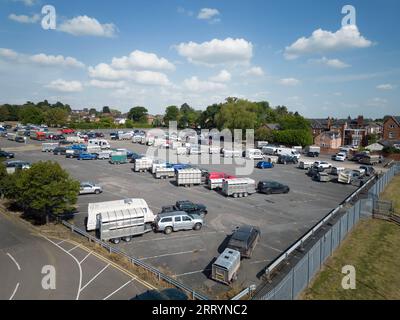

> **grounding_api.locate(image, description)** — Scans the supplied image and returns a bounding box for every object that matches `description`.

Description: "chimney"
[357,115,364,127]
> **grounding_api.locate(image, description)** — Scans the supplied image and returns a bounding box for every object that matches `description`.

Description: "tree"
[199,103,221,129]
[102,106,111,114]
[44,108,68,127]
[5,161,80,224]
[128,106,148,123]
[18,106,45,124]
[89,108,97,115]
[178,103,199,128]
[164,105,180,125]
[0,105,10,121]
[215,98,258,132]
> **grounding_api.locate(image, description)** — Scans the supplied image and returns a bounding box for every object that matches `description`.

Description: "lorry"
[42,143,59,152]
[206,172,236,190]
[86,198,156,232]
[109,151,128,164]
[176,168,202,187]
[211,248,241,285]
[305,146,321,157]
[245,149,264,160]
[134,157,153,172]
[154,167,176,179]
[222,178,257,198]
[88,139,110,150]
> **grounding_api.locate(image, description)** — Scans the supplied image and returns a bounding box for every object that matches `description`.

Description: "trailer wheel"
[244,192,249,197]
[164,227,173,235]
[194,223,202,231]
[233,193,238,198]
[111,238,120,244]
[123,236,132,242]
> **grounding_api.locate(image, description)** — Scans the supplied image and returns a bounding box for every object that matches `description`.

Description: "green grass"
[380,175,400,214]
[301,219,400,300]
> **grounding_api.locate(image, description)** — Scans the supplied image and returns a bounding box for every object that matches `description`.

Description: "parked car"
[227,225,260,259]
[66,149,80,159]
[359,165,375,177]
[53,147,67,155]
[350,152,368,162]
[95,132,105,138]
[307,151,320,157]
[256,161,274,169]
[129,152,144,163]
[313,161,332,171]
[59,140,73,146]
[154,211,203,235]
[161,201,208,218]
[79,182,103,195]
[60,128,75,134]
[258,180,290,194]
[334,152,347,162]
[0,150,15,159]
[77,152,98,160]
[278,155,298,165]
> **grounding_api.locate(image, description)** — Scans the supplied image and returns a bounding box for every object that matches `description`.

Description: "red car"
[60,128,75,135]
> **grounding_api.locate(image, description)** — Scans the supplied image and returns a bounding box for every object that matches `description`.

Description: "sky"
[0,0,399,118]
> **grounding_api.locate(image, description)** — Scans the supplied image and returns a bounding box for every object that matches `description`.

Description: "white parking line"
[80,264,110,292]
[7,253,21,271]
[68,244,81,253]
[80,251,92,264]
[132,231,222,243]
[56,240,65,245]
[9,282,19,300]
[140,249,206,261]
[103,279,133,300]
[250,259,271,265]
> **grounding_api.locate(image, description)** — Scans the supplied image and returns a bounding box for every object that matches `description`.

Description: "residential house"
[114,117,127,125]
[314,131,342,149]
[383,116,400,141]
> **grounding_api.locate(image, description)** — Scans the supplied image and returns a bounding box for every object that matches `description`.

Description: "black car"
[227,225,260,259]
[278,155,298,164]
[129,152,143,163]
[53,147,68,155]
[258,180,290,194]
[95,132,105,138]
[110,132,119,140]
[307,151,320,157]
[161,201,208,217]
[59,140,73,145]
[0,150,15,159]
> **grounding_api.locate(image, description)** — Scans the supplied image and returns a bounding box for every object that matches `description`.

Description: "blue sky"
[0,0,399,118]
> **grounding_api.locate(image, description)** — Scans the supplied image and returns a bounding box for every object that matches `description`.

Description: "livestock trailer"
[211,248,241,285]
[176,168,202,187]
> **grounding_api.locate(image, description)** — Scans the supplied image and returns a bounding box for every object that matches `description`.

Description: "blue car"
[167,163,192,171]
[70,144,87,151]
[77,152,97,160]
[256,161,274,169]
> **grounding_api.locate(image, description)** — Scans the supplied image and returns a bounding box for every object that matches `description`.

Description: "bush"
[383,146,400,154]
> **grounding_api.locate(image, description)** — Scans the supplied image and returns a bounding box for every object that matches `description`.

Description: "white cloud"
[0,48,19,59]
[9,13,40,24]
[87,79,125,89]
[46,79,83,92]
[243,66,265,76]
[176,38,253,65]
[111,50,175,71]
[183,76,226,93]
[279,78,300,86]
[30,53,85,68]
[197,8,220,20]
[376,84,394,90]
[310,57,350,69]
[209,70,231,82]
[59,16,117,37]
[284,25,372,60]
[88,63,170,86]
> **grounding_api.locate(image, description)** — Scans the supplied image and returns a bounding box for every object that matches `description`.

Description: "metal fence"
[60,220,209,300]
[255,163,400,300]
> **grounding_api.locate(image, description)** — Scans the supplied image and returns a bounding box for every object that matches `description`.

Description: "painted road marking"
[80,251,92,264]
[68,244,81,253]
[9,283,19,300]
[103,279,133,300]
[140,249,206,261]
[80,264,110,292]
[7,253,21,271]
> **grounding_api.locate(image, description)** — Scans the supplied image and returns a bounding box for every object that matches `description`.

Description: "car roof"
[232,225,258,240]
[158,211,188,218]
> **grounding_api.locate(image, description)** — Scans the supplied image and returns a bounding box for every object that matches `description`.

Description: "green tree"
[44,108,68,127]
[18,106,45,124]
[128,106,148,123]
[102,106,111,114]
[199,103,221,129]
[164,105,180,125]
[5,161,80,224]
[215,98,258,132]
[89,108,97,115]
[0,105,10,121]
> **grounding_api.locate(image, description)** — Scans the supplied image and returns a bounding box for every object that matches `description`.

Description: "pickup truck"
[161,201,208,218]
[77,152,98,160]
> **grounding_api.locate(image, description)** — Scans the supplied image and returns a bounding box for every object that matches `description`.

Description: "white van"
[276,148,301,159]
[88,139,110,150]
[245,149,264,160]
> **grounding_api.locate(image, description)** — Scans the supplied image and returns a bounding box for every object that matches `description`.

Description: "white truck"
[176,168,202,187]
[86,198,155,232]
[245,149,264,160]
[88,139,110,149]
[134,157,153,172]
[222,178,257,198]
[42,142,59,152]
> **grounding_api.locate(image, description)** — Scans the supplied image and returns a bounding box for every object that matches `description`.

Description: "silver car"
[154,211,203,235]
[79,182,103,195]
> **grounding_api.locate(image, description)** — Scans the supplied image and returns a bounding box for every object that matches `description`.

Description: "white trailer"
[211,248,241,285]
[97,150,112,160]
[305,145,321,154]
[86,198,155,232]
[151,162,167,174]
[176,147,187,155]
[88,139,110,149]
[86,145,102,154]
[298,161,314,170]
[66,136,85,144]
[119,132,133,140]
[222,178,257,198]
[7,133,16,141]
[134,157,153,172]
[42,142,59,152]
[176,168,202,187]
[132,135,142,143]
[223,149,241,158]
[154,167,175,179]
[209,146,220,154]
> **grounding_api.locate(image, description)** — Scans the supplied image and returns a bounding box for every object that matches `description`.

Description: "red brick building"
[383,116,400,141]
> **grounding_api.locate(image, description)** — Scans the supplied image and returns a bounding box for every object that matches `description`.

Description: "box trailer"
[42,143,59,152]
[338,170,361,184]
[222,178,257,198]
[331,166,345,175]
[86,198,155,232]
[88,139,110,150]
[223,149,241,158]
[109,151,128,164]
[298,161,314,170]
[359,155,380,165]
[154,167,176,179]
[211,248,241,285]
[151,162,167,174]
[97,150,112,160]
[86,145,102,154]
[66,136,85,144]
[99,208,153,243]
[134,157,153,172]
[176,168,202,187]
[245,149,264,160]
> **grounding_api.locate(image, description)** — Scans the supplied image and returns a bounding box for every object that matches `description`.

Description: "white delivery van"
[245,149,264,160]
[86,198,155,232]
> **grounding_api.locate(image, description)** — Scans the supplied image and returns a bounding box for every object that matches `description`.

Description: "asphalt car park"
[1,135,379,297]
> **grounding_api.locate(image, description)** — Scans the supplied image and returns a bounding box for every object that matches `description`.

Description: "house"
[365,122,383,136]
[383,116,400,141]
[146,114,155,125]
[114,117,127,125]
[365,142,384,152]
[314,131,342,149]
